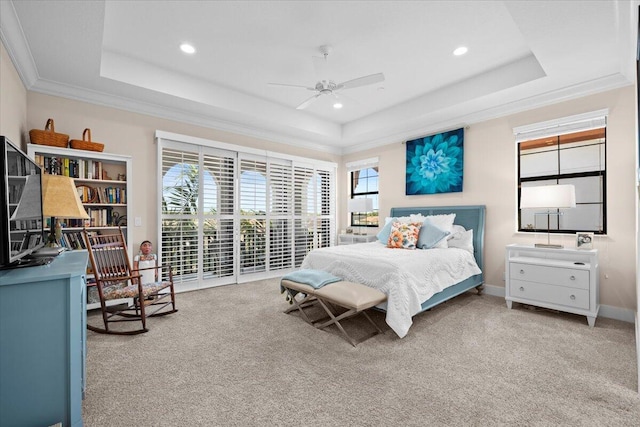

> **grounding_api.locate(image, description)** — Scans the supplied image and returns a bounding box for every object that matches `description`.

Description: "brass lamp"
[42,174,89,246]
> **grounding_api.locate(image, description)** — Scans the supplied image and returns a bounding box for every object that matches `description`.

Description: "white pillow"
[448,224,466,240]
[448,229,474,254]
[409,213,425,223]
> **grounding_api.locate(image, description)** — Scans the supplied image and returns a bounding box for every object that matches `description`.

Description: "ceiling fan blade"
[337,73,385,90]
[296,93,321,110]
[268,82,316,91]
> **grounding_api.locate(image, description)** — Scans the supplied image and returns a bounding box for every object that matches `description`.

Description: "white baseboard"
[481,284,636,324]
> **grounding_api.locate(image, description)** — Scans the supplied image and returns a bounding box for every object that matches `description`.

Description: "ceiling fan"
[269,45,385,110]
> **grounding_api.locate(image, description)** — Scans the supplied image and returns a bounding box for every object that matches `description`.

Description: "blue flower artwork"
[406,128,464,195]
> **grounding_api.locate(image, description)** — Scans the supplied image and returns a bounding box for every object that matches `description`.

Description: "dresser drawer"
[509,279,590,310]
[509,262,589,290]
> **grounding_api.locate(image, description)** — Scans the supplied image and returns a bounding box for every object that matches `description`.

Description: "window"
[515,110,607,234]
[347,157,379,228]
[157,132,336,291]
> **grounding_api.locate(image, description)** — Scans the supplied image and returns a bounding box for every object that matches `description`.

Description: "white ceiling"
[1,0,637,154]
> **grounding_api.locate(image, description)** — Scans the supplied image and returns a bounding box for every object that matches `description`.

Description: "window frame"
[347,159,379,228]
[515,111,607,235]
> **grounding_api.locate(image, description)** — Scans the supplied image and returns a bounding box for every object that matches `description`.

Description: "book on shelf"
[55,230,87,250]
[34,154,111,181]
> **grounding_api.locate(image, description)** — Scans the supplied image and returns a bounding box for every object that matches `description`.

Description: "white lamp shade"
[520,184,576,209]
[9,174,42,221]
[348,198,373,212]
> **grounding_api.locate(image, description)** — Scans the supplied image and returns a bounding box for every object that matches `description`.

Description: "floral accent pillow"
[387,221,421,249]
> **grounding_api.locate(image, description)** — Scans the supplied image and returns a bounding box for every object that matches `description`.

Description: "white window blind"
[157,131,336,290]
[346,157,379,172]
[513,109,608,143]
[202,149,235,280]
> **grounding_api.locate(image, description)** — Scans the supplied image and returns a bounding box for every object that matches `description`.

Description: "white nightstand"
[338,234,378,245]
[505,244,599,327]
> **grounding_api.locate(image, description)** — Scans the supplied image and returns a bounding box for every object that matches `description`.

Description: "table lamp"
[9,174,42,221]
[348,198,373,235]
[520,184,575,248]
[42,174,89,246]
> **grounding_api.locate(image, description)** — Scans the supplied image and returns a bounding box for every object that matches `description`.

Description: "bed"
[300,205,485,338]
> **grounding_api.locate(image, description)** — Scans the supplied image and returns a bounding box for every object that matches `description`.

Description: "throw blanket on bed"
[301,242,481,338]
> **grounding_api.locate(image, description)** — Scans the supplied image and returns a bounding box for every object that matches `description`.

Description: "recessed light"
[180,43,196,54]
[333,102,343,109]
[453,46,468,56]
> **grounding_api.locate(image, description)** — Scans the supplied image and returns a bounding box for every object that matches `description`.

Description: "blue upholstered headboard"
[389,205,486,271]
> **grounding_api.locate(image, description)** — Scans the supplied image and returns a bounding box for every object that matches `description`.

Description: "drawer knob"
[519,269,525,275]
[519,286,524,292]
[570,295,576,300]
[570,275,576,280]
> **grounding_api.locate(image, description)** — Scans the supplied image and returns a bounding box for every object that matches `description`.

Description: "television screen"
[0,136,45,268]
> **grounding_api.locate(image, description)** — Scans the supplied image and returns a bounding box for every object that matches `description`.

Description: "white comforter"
[300,242,482,338]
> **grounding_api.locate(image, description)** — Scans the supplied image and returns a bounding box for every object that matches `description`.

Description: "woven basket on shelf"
[70,128,104,152]
[29,118,69,148]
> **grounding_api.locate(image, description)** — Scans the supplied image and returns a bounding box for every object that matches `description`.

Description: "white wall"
[25,92,341,253]
[0,41,27,143]
[341,86,637,312]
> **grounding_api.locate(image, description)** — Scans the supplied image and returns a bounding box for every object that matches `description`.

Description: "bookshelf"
[27,144,133,309]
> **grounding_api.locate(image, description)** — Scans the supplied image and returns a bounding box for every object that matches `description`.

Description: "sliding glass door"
[158,134,336,291]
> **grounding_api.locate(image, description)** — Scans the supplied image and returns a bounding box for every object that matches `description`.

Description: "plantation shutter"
[202,149,235,280]
[293,165,315,267]
[317,168,334,249]
[157,131,336,291]
[239,156,268,274]
[268,160,293,271]
[161,146,201,285]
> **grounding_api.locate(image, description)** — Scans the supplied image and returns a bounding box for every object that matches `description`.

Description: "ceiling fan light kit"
[269,45,385,110]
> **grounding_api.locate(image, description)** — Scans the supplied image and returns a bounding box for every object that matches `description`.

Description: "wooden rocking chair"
[83,229,177,335]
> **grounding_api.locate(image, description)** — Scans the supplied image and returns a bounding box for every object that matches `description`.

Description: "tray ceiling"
[1,1,637,153]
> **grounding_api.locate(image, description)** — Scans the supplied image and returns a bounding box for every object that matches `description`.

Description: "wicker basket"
[29,118,69,148]
[70,128,104,152]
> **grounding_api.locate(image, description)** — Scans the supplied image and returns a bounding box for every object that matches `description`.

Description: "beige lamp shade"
[42,174,89,219]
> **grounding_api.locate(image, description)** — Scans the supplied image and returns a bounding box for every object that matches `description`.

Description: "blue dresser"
[0,250,88,427]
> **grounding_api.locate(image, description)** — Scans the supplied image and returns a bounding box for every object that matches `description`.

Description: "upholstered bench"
[281,279,387,346]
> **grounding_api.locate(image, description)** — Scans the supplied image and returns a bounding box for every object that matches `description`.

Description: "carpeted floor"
[83,279,640,426]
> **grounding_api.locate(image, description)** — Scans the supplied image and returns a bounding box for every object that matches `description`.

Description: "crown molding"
[341,73,632,154]
[27,77,344,155]
[0,0,39,87]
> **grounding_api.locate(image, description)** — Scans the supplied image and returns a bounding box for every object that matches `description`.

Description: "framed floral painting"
[405,127,464,195]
